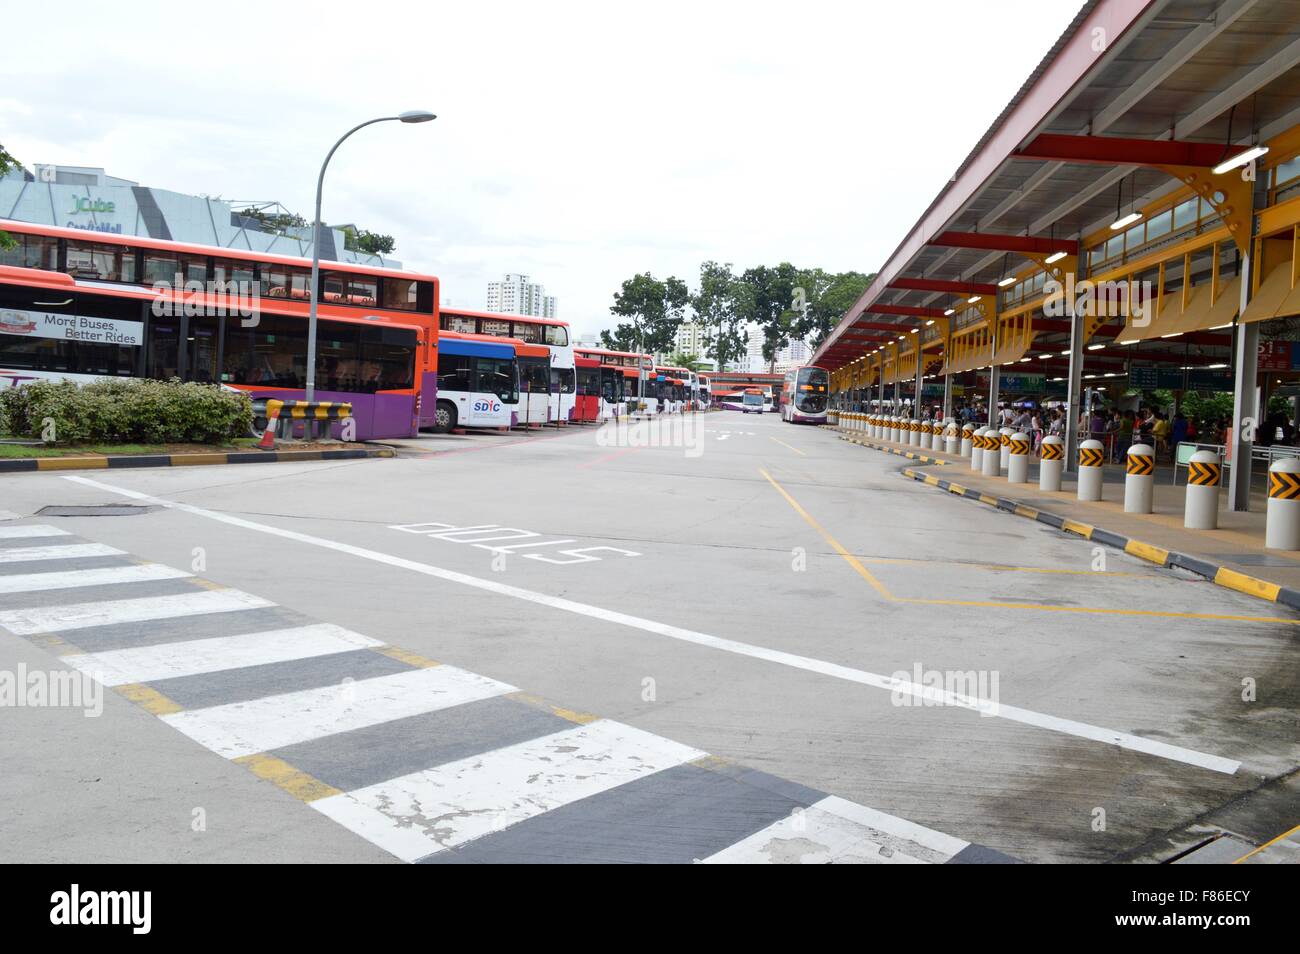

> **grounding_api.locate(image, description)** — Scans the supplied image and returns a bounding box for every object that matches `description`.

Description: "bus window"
[475,357,519,403]
[381,276,418,311]
[511,322,541,343]
[520,358,550,393]
[544,325,568,347]
[551,367,575,393]
[442,314,477,333]
[0,233,58,271]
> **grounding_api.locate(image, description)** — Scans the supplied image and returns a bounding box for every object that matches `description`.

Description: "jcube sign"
[65,195,123,234]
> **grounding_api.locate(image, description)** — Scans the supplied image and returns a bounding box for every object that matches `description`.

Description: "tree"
[692,261,748,372]
[342,226,396,256]
[236,206,308,233]
[606,272,690,356]
[667,352,704,371]
[0,143,19,251]
[737,263,801,370]
[792,269,875,348]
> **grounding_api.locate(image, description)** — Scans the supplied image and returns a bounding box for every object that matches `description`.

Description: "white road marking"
[0,524,70,539]
[0,543,124,564]
[311,719,706,861]
[64,476,1243,775]
[701,795,968,864]
[161,665,516,759]
[0,589,272,635]
[0,563,191,595]
[62,623,383,687]
[522,546,642,564]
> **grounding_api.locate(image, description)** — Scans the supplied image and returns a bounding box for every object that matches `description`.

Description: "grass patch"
[0,439,264,459]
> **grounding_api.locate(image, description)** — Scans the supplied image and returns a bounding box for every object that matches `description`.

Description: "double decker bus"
[574,356,601,423]
[574,346,642,418]
[440,307,573,424]
[431,331,525,432]
[782,365,830,424]
[0,220,439,441]
[698,375,712,408]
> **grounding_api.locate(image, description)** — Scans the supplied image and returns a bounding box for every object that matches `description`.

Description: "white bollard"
[1007,432,1031,483]
[971,428,986,472]
[886,416,896,442]
[945,422,959,455]
[1077,439,1105,501]
[922,421,935,451]
[1184,450,1221,530]
[998,427,1013,472]
[909,419,921,447]
[1266,458,1300,549]
[960,424,974,458]
[981,429,1001,477]
[869,414,877,438]
[1039,435,1063,491]
[1124,443,1155,514]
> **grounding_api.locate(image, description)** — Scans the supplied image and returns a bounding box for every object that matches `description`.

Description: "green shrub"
[0,378,252,445]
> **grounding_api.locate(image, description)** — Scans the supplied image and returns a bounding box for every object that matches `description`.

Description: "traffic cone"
[257,412,278,451]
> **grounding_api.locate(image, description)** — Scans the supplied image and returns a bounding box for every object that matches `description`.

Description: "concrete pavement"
[1,411,1296,862]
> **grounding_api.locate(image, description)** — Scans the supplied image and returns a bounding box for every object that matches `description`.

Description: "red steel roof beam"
[1014,133,1258,168]
[929,232,1076,255]
[888,278,1001,296]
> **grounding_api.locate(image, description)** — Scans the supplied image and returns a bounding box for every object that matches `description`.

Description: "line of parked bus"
[0,220,720,439]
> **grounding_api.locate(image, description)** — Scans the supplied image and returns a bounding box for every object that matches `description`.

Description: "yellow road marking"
[507,691,600,725]
[762,466,1297,625]
[898,596,1298,625]
[857,555,1143,577]
[376,645,442,668]
[1213,567,1282,602]
[769,436,806,457]
[235,753,341,802]
[1232,822,1300,863]
[760,468,892,599]
[115,683,183,715]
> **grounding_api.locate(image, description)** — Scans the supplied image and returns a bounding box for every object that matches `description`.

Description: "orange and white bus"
[440,307,574,425]
[0,219,439,440]
[574,346,643,418]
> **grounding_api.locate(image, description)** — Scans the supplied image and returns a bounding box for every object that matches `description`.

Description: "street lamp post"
[305,110,435,404]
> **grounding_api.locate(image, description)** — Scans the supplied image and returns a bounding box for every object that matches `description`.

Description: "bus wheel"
[432,400,457,434]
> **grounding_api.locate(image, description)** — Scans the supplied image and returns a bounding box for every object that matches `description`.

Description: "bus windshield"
[743,392,764,407]
[795,368,829,412]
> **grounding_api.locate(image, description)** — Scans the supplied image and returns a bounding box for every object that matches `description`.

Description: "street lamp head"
[399,110,437,123]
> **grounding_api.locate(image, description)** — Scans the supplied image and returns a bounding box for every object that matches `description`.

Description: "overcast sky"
[4,0,1084,340]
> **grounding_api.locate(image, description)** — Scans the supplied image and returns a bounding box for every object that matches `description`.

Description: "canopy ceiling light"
[1110,173,1143,231]
[1213,144,1268,175]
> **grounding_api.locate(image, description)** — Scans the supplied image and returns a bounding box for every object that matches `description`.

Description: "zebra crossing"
[0,521,1015,864]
